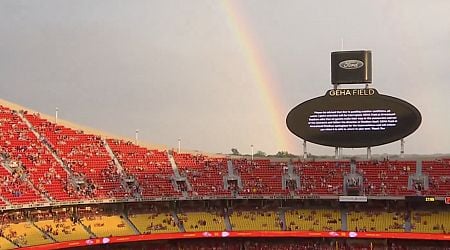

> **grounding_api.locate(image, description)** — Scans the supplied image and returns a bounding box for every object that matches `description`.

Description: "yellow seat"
[2,222,53,247]
[230,211,280,231]
[82,215,135,237]
[128,213,179,234]
[35,219,91,242]
[285,209,340,231]
[0,236,17,249]
[178,212,225,232]
[412,211,450,233]
[347,211,404,232]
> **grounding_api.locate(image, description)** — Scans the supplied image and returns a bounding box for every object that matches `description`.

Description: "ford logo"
[339,60,364,70]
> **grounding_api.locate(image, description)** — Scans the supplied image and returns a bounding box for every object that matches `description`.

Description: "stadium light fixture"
[135,129,139,145]
[55,107,59,124]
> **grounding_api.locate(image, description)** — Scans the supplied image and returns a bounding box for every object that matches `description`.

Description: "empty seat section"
[230,210,282,231]
[422,160,450,196]
[128,213,179,234]
[347,210,405,232]
[35,218,91,242]
[0,236,16,249]
[107,139,181,198]
[411,210,450,233]
[82,215,135,237]
[285,209,341,231]
[178,211,225,232]
[173,152,229,196]
[293,161,349,195]
[1,221,53,247]
[233,159,285,195]
[357,161,415,196]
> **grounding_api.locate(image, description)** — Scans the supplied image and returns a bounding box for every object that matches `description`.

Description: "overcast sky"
[0,0,449,156]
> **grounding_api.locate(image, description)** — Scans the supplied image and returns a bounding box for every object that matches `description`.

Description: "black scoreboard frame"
[286,88,421,148]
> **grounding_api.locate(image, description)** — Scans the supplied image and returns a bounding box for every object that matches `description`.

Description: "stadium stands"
[230,210,282,231]
[0,103,450,249]
[0,236,16,250]
[173,152,230,196]
[128,213,179,234]
[82,214,135,237]
[234,159,286,195]
[292,161,349,195]
[25,113,127,200]
[285,208,341,231]
[347,210,405,232]
[1,221,53,247]
[411,210,450,233]
[127,203,180,234]
[178,211,225,232]
[76,206,135,237]
[0,166,42,205]
[422,160,450,196]
[34,218,90,242]
[357,161,416,196]
[0,104,447,203]
[107,139,181,198]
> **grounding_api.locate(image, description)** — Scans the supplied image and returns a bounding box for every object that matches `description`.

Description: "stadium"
[2,1,450,249]
[0,101,448,249]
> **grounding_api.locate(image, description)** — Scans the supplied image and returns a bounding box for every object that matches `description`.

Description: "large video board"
[286,88,421,148]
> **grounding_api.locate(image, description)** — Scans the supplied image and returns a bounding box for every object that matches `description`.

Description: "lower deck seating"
[285,209,341,231]
[347,210,405,232]
[128,213,179,234]
[82,215,135,237]
[35,219,91,242]
[230,210,281,231]
[1,221,53,247]
[412,211,450,233]
[0,236,16,249]
[178,211,225,232]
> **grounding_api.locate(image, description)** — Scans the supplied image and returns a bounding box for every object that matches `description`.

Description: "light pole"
[251,144,254,161]
[178,138,181,153]
[55,107,59,124]
[135,129,139,145]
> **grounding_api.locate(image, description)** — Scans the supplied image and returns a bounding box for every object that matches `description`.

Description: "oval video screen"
[286,88,421,148]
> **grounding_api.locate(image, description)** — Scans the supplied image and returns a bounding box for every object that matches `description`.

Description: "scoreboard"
[405,196,434,203]
[286,88,421,148]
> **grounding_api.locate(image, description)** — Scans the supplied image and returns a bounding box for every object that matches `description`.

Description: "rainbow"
[220,0,295,153]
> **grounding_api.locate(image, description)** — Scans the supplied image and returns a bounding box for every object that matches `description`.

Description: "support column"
[303,140,307,160]
[367,147,372,160]
[400,138,405,158]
